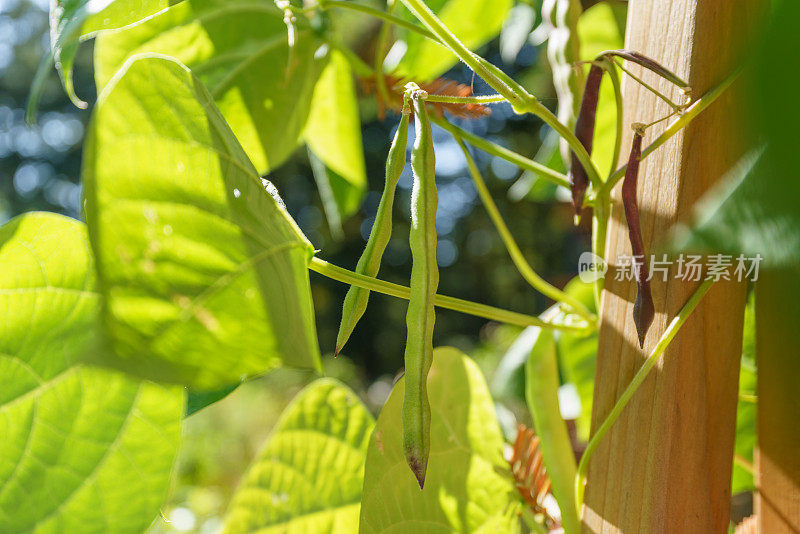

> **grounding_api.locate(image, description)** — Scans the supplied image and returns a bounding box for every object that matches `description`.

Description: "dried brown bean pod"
[602,49,690,91]
[621,124,654,347]
[570,63,604,217]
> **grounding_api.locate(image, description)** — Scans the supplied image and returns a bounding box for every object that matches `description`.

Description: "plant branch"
[312,0,439,42]
[522,98,603,188]
[431,117,572,190]
[452,134,596,322]
[574,278,715,506]
[613,58,683,111]
[603,66,742,194]
[734,453,755,475]
[739,392,757,403]
[373,0,399,107]
[400,0,531,108]
[318,0,602,190]
[425,93,506,105]
[604,57,624,178]
[309,257,593,332]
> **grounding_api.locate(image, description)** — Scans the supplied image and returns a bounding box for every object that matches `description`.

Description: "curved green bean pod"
[334,107,410,355]
[402,84,438,489]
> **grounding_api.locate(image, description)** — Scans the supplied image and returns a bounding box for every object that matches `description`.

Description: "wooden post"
[582,1,766,532]
[755,268,800,533]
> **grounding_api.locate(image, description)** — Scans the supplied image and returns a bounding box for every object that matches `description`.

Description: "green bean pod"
[334,109,410,355]
[402,84,438,489]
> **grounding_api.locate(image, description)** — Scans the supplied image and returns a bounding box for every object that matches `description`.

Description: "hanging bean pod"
[621,124,654,347]
[570,63,604,217]
[602,49,690,91]
[335,107,410,355]
[402,83,438,489]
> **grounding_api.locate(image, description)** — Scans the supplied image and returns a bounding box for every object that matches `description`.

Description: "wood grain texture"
[755,268,800,534]
[581,1,765,532]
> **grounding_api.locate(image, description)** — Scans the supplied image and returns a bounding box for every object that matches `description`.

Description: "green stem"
[604,58,624,178]
[431,117,572,190]
[522,99,603,188]
[739,392,757,404]
[603,66,742,194]
[373,0,398,107]
[452,135,596,323]
[319,0,602,192]
[400,0,531,108]
[574,278,715,506]
[309,257,592,332]
[734,453,755,475]
[591,189,610,310]
[588,62,619,310]
[613,59,682,111]
[315,0,439,42]
[424,93,506,105]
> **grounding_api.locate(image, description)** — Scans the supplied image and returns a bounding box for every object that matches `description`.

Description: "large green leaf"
[28,0,184,119]
[83,55,321,389]
[222,379,374,533]
[0,212,184,533]
[360,347,520,534]
[577,1,626,177]
[397,0,513,80]
[305,50,367,224]
[94,0,328,174]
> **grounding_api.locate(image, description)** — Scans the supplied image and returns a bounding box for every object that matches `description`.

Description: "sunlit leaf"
[222,379,374,534]
[94,0,328,174]
[305,50,367,224]
[397,0,513,80]
[0,212,183,533]
[84,55,321,389]
[360,347,520,534]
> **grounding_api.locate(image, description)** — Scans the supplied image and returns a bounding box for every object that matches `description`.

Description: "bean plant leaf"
[94,0,329,174]
[397,0,513,81]
[28,0,185,120]
[577,1,626,177]
[0,212,184,533]
[305,50,367,223]
[83,54,321,389]
[222,379,374,534]
[360,347,520,534]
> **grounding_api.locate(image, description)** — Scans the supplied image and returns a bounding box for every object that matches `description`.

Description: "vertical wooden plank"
[755,268,800,533]
[581,1,765,532]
